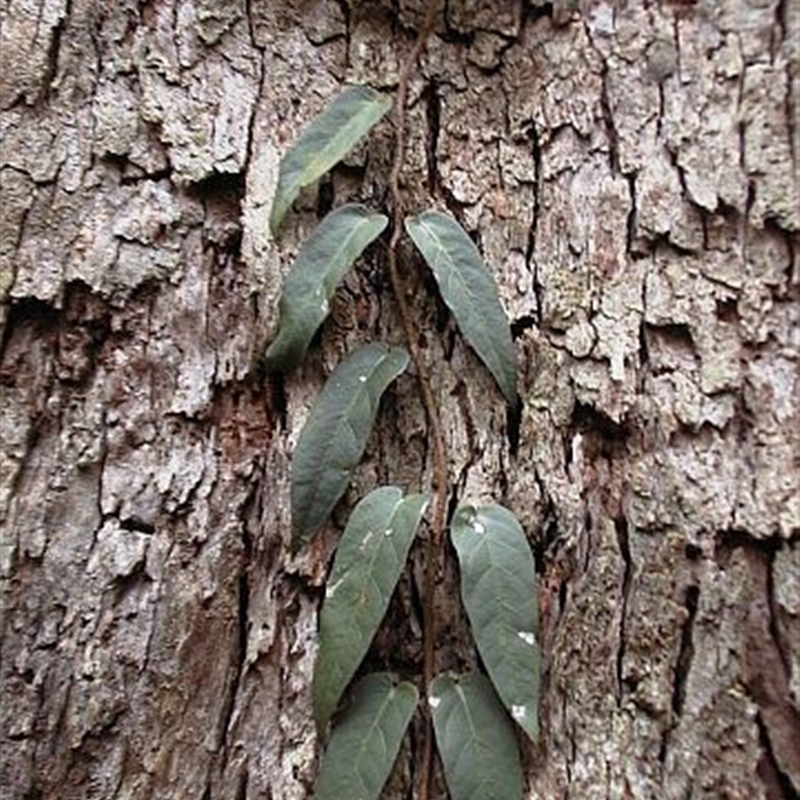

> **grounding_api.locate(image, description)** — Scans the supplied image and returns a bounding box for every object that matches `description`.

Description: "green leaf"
[450,504,540,742]
[313,487,428,731]
[313,673,418,800]
[291,343,409,548]
[270,86,392,234]
[405,210,517,404]
[430,672,523,800]
[266,204,388,372]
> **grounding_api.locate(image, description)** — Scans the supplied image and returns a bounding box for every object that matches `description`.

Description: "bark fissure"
[422,80,441,197]
[526,121,543,326]
[756,711,799,800]
[39,0,71,104]
[741,544,800,797]
[600,76,622,177]
[613,516,632,706]
[219,482,255,768]
[671,583,699,720]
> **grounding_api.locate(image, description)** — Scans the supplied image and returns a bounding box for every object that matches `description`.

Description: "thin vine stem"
[386,5,446,800]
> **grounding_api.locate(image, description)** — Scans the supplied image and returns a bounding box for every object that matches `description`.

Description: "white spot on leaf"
[325,579,343,599]
[512,704,526,721]
[517,631,536,647]
[428,695,441,709]
[360,531,374,549]
[358,375,367,382]
[384,528,393,537]
[461,508,476,526]
[473,521,486,534]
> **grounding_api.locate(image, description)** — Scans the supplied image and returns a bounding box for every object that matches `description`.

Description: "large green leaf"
[270,86,392,234]
[291,343,409,548]
[313,673,418,800]
[450,504,540,742]
[430,672,523,800]
[405,210,517,404]
[266,205,388,372]
[313,486,427,731]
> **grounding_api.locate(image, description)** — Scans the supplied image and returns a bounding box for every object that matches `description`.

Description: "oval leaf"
[314,673,418,800]
[266,205,388,372]
[291,343,409,548]
[450,504,540,742]
[430,672,523,800]
[313,487,428,731]
[270,86,392,234]
[405,210,517,404]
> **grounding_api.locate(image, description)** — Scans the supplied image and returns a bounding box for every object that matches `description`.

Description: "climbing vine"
[267,12,540,800]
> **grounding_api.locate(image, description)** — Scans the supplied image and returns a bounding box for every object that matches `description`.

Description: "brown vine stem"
[386,4,445,800]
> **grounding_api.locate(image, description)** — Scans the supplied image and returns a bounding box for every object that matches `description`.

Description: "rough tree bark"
[1,1,798,799]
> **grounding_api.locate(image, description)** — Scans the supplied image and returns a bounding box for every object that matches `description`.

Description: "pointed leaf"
[292,343,409,548]
[405,210,517,404]
[270,86,392,233]
[266,205,388,372]
[314,487,428,730]
[430,672,523,800]
[450,504,540,742]
[313,673,418,800]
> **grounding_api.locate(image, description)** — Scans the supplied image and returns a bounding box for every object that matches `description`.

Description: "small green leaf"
[270,86,392,234]
[450,504,540,742]
[430,672,523,800]
[313,487,428,731]
[292,343,409,548]
[313,673,418,800]
[266,205,388,372]
[405,210,517,404]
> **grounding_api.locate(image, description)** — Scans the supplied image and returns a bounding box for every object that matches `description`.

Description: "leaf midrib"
[288,209,383,300]
[285,96,390,200]
[349,683,411,795]
[298,350,395,521]
[415,216,506,369]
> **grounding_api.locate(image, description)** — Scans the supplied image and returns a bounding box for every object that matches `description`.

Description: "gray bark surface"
[1,1,797,799]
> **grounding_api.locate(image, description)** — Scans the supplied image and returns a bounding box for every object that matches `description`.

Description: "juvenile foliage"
[451,504,541,742]
[313,487,427,731]
[313,674,418,800]
[270,86,391,234]
[291,343,409,548]
[266,204,388,372]
[406,210,518,404]
[430,672,524,800]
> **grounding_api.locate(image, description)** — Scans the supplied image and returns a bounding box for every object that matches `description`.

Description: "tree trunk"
[1,1,797,799]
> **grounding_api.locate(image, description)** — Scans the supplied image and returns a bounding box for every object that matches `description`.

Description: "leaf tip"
[501,371,518,406]
[264,334,304,375]
[269,198,286,237]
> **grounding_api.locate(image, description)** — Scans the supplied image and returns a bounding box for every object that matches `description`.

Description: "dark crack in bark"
[757,712,800,800]
[746,545,800,798]
[657,582,699,767]
[39,0,71,104]
[219,480,256,769]
[613,516,632,706]
[671,583,699,719]
[422,79,440,197]
[525,120,543,326]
